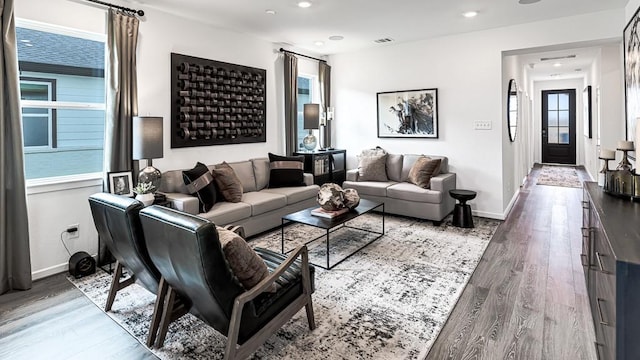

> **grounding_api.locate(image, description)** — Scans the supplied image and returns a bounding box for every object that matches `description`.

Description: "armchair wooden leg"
[154,285,189,349]
[301,247,316,330]
[105,261,135,312]
[155,286,177,348]
[147,277,169,348]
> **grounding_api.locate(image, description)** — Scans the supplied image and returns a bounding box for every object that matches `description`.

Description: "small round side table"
[449,189,477,228]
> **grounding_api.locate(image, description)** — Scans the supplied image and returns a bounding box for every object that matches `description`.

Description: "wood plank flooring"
[0,165,595,359]
[427,165,596,360]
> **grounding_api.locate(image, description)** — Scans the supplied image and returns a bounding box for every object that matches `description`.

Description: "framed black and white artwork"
[108,171,133,197]
[583,85,592,138]
[377,88,438,138]
[624,5,640,158]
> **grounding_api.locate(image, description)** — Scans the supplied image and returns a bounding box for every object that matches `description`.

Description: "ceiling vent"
[374,38,393,43]
[540,54,576,61]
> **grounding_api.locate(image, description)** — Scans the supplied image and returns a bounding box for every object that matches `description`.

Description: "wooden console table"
[582,182,640,360]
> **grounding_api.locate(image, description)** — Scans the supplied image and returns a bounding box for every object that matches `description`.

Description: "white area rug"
[69,213,500,359]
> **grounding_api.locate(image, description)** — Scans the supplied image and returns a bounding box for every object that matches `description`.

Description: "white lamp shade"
[132,116,164,160]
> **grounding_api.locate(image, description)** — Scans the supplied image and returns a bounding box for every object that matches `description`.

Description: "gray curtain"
[104,9,139,176]
[284,53,298,155]
[319,62,331,149]
[0,0,32,295]
[101,9,138,265]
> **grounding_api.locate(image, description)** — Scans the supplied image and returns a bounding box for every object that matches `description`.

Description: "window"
[17,20,106,180]
[297,75,316,150]
[546,92,570,144]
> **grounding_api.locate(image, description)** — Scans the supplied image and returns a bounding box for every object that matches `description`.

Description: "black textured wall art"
[170,53,266,148]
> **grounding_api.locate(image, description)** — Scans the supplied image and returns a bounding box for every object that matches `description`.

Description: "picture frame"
[108,171,134,197]
[377,88,438,138]
[583,85,592,138]
[624,6,640,159]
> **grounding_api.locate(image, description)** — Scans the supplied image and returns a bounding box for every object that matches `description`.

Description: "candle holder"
[616,148,633,171]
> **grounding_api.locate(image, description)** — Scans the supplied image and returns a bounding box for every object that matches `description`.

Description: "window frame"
[296,73,320,151]
[17,18,107,184]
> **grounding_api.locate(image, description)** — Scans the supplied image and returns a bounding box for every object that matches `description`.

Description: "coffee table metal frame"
[281,199,385,270]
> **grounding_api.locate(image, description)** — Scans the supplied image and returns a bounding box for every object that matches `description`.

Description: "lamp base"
[303,133,317,151]
[138,165,162,193]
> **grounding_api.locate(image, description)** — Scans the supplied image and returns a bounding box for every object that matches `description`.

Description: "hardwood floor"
[427,165,596,360]
[0,165,595,359]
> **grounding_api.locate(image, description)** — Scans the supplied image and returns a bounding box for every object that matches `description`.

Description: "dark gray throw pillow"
[268,153,305,188]
[183,162,217,213]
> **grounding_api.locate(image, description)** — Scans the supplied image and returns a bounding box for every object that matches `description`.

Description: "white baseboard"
[32,254,98,280]
[32,263,69,280]
[471,188,520,221]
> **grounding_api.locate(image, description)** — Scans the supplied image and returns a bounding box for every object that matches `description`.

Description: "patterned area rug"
[536,165,582,188]
[69,213,500,360]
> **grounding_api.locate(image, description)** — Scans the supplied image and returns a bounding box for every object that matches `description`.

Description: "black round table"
[449,189,477,228]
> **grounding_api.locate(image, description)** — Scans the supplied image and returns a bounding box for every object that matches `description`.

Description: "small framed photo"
[377,88,438,138]
[108,171,134,196]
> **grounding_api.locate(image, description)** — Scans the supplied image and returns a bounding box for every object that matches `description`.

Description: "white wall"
[16,0,285,279]
[330,9,622,219]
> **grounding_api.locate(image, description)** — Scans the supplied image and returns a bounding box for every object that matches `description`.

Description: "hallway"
[427,165,596,359]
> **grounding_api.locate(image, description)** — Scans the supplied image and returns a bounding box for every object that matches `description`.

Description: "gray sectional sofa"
[158,157,319,237]
[342,154,456,223]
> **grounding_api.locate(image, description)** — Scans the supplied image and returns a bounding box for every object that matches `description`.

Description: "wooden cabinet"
[582,182,640,360]
[294,149,346,186]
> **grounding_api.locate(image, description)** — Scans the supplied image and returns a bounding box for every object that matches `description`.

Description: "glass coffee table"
[281,199,384,270]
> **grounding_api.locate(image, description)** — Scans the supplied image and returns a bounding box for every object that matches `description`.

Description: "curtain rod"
[84,0,145,16]
[279,48,326,63]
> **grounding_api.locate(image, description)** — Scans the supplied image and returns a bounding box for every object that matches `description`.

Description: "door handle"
[596,298,609,326]
[595,251,610,274]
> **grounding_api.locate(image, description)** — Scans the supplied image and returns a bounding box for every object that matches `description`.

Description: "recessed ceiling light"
[20,39,31,43]
[265,9,276,15]
[297,1,312,8]
[462,11,478,18]
[314,41,324,46]
[553,63,562,67]
[519,0,541,4]
[329,35,344,41]
[24,43,33,47]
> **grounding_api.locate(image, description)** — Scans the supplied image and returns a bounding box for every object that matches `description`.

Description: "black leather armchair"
[139,205,316,359]
[88,192,162,345]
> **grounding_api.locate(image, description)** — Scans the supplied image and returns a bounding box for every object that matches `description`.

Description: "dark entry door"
[542,89,576,164]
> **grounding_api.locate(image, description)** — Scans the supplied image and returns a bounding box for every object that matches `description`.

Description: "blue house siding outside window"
[17,24,105,180]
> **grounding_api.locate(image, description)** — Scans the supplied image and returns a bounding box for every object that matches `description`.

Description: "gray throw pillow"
[408,156,441,189]
[358,154,388,181]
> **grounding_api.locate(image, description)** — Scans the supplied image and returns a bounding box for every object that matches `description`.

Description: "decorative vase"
[136,193,154,206]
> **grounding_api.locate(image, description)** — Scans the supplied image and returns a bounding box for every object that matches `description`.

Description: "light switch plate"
[474,121,492,130]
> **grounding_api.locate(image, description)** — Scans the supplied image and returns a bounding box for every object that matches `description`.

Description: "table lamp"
[303,104,319,151]
[132,116,163,192]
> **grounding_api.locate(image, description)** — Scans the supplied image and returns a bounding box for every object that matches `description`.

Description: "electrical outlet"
[474,120,492,130]
[67,224,79,239]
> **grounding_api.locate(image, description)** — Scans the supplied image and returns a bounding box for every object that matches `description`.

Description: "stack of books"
[310,207,349,218]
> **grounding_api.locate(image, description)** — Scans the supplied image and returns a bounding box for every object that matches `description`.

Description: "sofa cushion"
[401,154,448,181]
[358,154,388,181]
[159,169,188,194]
[262,184,320,205]
[387,182,442,203]
[182,162,218,213]
[227,160,257,193]
[241,191,287,216]
[342,180,395,197]
[199,201,251,224]
[408,156,442,189]
[252,158,270,190]
[268,153,305,188]
[386,153,404,182]
[216,227,271,290]
[212,162,243,202]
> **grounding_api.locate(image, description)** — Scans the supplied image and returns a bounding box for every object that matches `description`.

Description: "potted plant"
[133,182,155,206]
